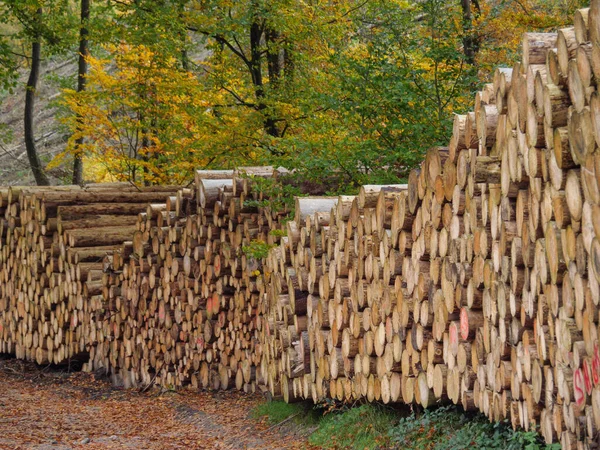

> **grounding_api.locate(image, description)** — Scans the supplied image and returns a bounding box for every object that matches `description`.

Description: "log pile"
[87,167,291,393]
[0,184,184,366]
[1,4,600,448]
[254,5,600,447]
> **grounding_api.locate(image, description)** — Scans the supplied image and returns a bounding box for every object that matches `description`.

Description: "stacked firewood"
[86,167,292,393]
[255,4,600,448]
[1,4,600,447]
[0,184,183,367]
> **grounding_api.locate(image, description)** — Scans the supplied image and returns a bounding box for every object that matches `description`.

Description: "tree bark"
[249,8,280,140]
[25,8,50,186]
[266,28,281,88]
[72,0,90,185]
[249,19,264,100]
[283,44,294,86]
[461,0,478,65]
[178,3,189,71]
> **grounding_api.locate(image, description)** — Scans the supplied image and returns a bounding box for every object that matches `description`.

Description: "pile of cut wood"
[2,4,600,447]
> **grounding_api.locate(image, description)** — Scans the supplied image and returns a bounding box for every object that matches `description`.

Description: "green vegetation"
[390,405,560,450]
[309,404,397,450]
[0,0,588,186]
[250,400,320,426]
[269,229,287,238]
[244,174,303,215]
[241,239,275,261]
[251,401,561,450]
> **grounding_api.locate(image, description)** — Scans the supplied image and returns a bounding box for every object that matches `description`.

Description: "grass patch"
[250,400,320,426]
[309,404,397,450]
[252,401,557,450]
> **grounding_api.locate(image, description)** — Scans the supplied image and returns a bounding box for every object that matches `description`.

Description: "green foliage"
[252,401,557,450]
[0,123,13,145]
[269,0,479,188]
[250,400,319,426]
[309,404,397,450]
[250,175,303,210]
[0,0,78,56]
[243,174,303,221]
[269,228,286,238]
[107,0,189,60]
[0,0,589,186]
[389,405,560,450]
[0,39,18,93]
[242,239,274,260]
[45,68,76,133]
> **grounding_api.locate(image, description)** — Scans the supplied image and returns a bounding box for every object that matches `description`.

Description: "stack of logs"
[2,3,600,448]
[258,4,600,448]
[89,167,289,392]
[0,184,186,366]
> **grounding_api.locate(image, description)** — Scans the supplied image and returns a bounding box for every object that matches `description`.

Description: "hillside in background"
[0,57,76,186]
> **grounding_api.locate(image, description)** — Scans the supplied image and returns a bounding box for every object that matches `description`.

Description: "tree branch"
[326,0,370,24]
[188,25,254,72]
[8,50,31,59]
[219,85,255,107]
[511,0,530,16]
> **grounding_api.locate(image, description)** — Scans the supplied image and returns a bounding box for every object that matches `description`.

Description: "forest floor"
[0,358,313,450]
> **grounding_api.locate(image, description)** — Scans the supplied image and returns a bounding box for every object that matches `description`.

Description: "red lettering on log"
[593,344,600,386]
[574,368,586,409]
[460,308,469,341]
[583,358,593,395]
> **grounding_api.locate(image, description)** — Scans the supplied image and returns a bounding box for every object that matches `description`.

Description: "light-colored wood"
[2,12,600,447]
[523,33,558,70]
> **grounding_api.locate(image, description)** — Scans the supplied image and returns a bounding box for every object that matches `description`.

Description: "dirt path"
[0,359,310,450]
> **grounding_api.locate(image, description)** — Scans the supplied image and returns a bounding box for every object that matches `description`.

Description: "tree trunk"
[249,13,280,140]
[284,43,294,87]
[141,126,150,186]
[266,28,281,88]
[249,20,264,99]
[179,3,189,71]
[461,0,477,65]
[25,8,50,186]
[72,0,90,185]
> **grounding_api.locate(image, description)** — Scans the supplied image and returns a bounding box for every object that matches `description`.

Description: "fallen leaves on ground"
[0,359,311,449]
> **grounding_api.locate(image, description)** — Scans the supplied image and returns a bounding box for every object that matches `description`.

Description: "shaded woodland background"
[0,0,588,192]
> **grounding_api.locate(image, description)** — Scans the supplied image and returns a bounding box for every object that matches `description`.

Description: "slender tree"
[24,6,50,185]
[1,0,76,185]
[72,0,90,185]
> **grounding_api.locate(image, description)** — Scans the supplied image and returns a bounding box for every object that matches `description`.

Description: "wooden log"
[523,33,558,70]
[295,197,338,224]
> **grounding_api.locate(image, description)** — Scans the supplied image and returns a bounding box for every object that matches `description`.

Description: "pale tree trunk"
[25,7,50,186]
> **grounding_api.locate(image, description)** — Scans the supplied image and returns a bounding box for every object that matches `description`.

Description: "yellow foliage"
[475,0,587,74]
[57,43,231,185]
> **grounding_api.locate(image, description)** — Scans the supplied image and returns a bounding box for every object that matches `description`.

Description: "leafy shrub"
[252,401,557,450]
[389,405,560,450]
[241,239,274,260]
[269,229,287,238]
[247,174,303,212]
[251,401,306,425]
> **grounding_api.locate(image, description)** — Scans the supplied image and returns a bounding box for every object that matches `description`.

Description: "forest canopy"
[0,0,588,191]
